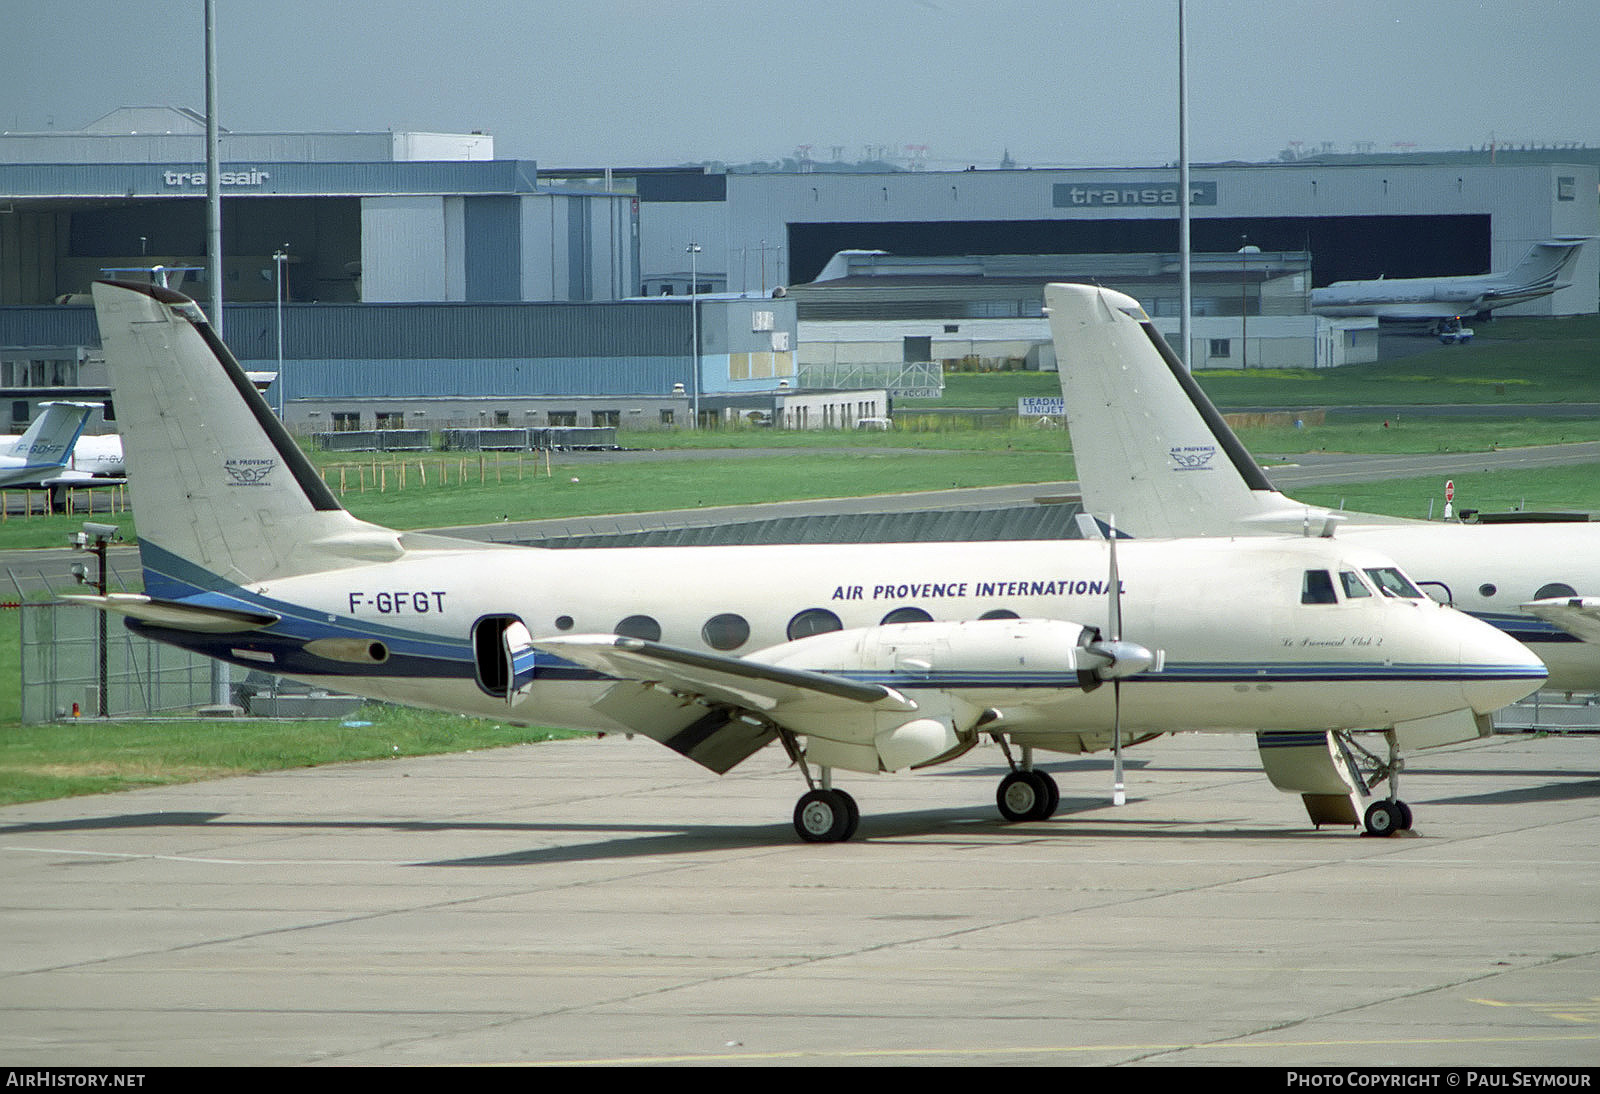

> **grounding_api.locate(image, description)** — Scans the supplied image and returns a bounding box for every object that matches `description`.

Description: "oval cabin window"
[702,613,751,651]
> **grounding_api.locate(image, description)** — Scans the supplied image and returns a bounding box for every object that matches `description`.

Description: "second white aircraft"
[1046,281,1600,694]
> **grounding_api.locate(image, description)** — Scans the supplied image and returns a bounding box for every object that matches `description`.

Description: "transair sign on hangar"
[1054,181,1217,207]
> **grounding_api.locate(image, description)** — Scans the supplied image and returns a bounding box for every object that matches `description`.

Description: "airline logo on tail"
[1169,446,1218,471]
[225,458,278,487]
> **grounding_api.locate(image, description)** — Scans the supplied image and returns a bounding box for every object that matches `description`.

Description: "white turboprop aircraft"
[0,401,97,489]
[67,280,1545,840]
[1310,238,1589,329]
[1046,280,1600,697]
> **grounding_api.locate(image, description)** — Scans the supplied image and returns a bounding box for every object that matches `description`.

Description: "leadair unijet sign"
[1053,181,1216,208]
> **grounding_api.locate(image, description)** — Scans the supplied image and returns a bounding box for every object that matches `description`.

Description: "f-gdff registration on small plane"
[68,280,1544,842]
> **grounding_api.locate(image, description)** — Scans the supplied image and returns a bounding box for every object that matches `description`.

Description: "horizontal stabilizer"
[57,592,279,634]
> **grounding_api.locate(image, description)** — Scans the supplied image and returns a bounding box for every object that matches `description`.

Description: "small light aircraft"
[0,401,97,490]
[68,280,1545,841]
[1310,238,1589,331]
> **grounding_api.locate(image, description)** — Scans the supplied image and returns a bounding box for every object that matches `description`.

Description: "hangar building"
[636,161,1598,317]
[0,110,860,433]
[1,109,1593,431]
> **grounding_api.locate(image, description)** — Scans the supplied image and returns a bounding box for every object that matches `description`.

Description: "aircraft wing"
[57,592,279,634]
[533,634,918,774]
[536,634,916,713]
[39,472,128,488]
[1521,596,1600,644]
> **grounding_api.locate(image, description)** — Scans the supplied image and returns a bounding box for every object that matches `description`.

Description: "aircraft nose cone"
[1460,616,1547,713]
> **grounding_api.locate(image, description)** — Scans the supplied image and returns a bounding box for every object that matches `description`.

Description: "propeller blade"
[1107,514,1122,642]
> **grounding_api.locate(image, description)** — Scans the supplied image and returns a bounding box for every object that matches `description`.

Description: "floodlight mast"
[203,0,231,713]
[274,246,288,418]
[1178,0,1191,371]
[688,242,702,428]
[204,0,222,337]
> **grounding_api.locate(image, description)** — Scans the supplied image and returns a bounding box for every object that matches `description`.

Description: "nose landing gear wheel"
[794,788,860,843]
[1363,798,1412,837]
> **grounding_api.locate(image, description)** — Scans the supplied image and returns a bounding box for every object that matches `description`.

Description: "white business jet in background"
[0,401,98,489]
[1310,237,1589,332]
[65,280,1544,841]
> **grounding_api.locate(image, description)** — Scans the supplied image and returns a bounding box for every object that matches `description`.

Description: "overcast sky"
[6,1,1598,169]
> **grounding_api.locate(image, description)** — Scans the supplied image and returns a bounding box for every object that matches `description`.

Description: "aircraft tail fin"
[1045,282,1318,537]
[91,280,403,595]
[4,401,94,469]
[1501,238,1589,294]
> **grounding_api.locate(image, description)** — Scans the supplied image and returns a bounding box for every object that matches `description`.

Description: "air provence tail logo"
[224,457,276,486]
[1169,445,1217,471]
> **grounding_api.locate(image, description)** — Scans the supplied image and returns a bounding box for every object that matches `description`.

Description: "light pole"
[1178,0,1191,369]
[687,242,702,429]
[1238,236,1259,370]
[273,245,288,419]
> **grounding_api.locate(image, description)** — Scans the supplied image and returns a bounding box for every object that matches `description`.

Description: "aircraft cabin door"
[472,615,538,705]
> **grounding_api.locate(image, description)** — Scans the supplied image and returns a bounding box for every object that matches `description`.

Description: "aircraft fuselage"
[132,534,1543,770]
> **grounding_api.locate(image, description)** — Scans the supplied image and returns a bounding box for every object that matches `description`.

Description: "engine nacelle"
[751,617,1098,681]
[753,618,1101,773]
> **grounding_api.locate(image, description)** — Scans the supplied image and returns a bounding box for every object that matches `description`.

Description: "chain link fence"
[18,602,360,723]
[20,603,217,722]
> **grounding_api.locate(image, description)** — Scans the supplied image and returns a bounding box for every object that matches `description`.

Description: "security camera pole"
[72,523,121,717]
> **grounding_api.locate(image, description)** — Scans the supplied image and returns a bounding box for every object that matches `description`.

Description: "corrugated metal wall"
[0,300,701,400]
[361,196,452,301]
[464,196,521,301]
[1,299,694,359]
[283,356,685,399]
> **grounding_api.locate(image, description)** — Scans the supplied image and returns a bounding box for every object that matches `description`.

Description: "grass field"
[904,314,1600,409]
[1195,315,1600,407]
[1291,463,1600,521]
[8,416,1599,551]
[0,700,581,805]
[3,312,1598,806]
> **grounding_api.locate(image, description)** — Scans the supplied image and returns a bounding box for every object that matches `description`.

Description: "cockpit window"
[1364,567,1424,599]
[1339,571,1373,598]
[1302,569,1339,605]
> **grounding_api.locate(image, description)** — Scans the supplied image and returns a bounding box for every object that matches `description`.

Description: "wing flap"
[591,681,777,774]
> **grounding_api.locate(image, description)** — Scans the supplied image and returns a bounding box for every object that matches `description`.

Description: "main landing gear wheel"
[1363,798,1413,837]
[997,770,1059,822]
[794,788,860,843]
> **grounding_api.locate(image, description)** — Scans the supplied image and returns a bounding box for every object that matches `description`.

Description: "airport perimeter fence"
[16,602,361,724]
[19,602,219,722]
[310,427,618,453]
